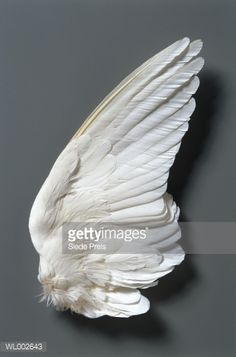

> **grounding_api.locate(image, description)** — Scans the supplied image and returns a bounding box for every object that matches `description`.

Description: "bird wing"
[29,38,204,317]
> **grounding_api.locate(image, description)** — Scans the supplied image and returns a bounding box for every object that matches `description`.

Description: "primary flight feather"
[29,37,204,318]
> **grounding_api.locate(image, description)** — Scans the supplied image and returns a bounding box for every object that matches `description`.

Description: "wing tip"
[189,56,205,73]
[181,37,190,45]
[179,37,204,58]
[177,37,190,50]
[190,38,204,54]
[196,56,205,71]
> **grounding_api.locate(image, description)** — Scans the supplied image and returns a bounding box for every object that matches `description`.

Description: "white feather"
[29,38,204,318]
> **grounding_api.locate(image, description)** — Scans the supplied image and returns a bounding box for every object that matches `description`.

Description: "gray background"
[0,0,235,356]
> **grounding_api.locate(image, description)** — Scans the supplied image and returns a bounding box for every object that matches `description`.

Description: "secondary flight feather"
[29,38,204,318]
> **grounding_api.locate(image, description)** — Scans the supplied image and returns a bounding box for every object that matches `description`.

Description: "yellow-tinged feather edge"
[73,73,138,138]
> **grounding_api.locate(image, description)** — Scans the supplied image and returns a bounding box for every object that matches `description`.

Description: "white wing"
[29,37,204,318]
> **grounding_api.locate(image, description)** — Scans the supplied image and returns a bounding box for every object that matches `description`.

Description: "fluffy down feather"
[29,37,204,318]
